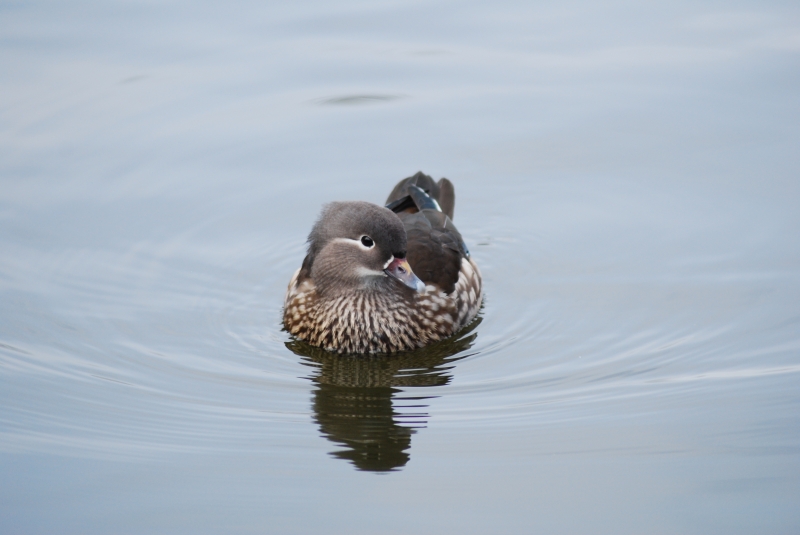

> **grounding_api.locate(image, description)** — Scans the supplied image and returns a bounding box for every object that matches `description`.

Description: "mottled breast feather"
[283,256,481,354]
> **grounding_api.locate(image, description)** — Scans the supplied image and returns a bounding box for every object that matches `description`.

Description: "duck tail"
[384,171,455,220]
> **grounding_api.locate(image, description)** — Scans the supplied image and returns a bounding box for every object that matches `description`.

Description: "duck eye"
[360,235,374,248]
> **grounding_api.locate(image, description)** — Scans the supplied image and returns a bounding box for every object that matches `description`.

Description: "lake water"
[1,1,799,533]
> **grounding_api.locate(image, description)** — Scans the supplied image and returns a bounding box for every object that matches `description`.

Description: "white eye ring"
[360,235,374,249]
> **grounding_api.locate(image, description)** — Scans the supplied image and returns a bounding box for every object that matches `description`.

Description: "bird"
[283,171,482,353]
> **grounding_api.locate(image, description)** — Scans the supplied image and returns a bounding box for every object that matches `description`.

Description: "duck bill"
[384,257,425,292]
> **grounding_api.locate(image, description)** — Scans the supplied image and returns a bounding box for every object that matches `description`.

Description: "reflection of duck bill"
[286,318,481,472]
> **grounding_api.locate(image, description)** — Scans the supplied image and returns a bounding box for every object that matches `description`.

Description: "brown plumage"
[283,172,482,353]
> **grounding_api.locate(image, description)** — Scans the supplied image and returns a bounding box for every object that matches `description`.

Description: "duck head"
[306,201,425,296]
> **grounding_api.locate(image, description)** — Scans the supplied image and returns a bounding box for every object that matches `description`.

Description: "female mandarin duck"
[284,172,482,353]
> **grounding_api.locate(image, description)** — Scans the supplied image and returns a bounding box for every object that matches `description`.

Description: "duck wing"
[385,173,469,294]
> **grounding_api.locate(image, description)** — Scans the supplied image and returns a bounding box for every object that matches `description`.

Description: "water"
[2,1,799,533]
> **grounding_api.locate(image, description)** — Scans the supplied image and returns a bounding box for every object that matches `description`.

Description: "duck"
[283,171,482,353]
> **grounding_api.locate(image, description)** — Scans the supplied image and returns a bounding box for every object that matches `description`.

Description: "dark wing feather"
[385,171,455,220]
[400,210,466,294]
[385,172,467,294]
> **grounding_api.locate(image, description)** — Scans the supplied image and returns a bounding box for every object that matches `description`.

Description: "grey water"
[1,1,799,533]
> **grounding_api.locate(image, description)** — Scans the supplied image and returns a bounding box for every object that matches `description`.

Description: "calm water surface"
[2,1,799,533]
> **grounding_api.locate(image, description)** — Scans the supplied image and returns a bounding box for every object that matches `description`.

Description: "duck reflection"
[286,320,480,472]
